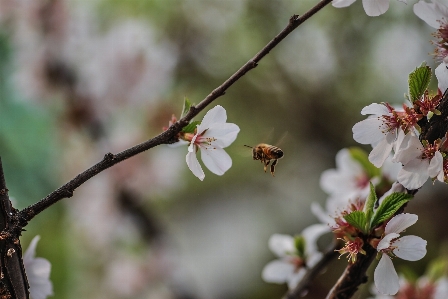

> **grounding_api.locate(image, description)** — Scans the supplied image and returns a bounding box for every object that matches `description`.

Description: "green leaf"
[408,62,432,103]
[364,182,376,231]
[344,211,367,234]
[181,97,193,117]
[349,147,380,178]
[294,235,306,258]
[181,121,200,133]
[370,192,413,228]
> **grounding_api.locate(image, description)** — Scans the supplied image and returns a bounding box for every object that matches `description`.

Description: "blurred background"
[0,0,446,298]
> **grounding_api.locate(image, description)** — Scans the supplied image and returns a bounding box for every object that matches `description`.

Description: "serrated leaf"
[409,63,432,103]
[181,97,193,117]
[181,121,200,133]
[364,182,376,231]
[349,147,380,178]
[344,211,367,234]
[370,192,413,228]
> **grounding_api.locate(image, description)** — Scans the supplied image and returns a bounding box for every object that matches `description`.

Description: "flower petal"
[414,0,448,29]
[353,118,389,145]
[310,202,335,226]
[287,268,306,290]
[434,277,448,299]
[374,254,400,295]
[369,137,394,168]
[436,62,448,93]
[332,0,357,8]
[385,213,418,235]
[377,233,400,251]
[196,105,227,133]
[268,234,295,257]
[362,0,390,16]
[393,235,427,261]
[428,151,444,178]
[360,103,390,115]
[397,158,430,190]
[186,150,205,180]
[204,123,240,148]
[392,133,422,165]
[302,224,330,255]
[23,236,53,299]
[200,147,232,175]
[261,260,295,284]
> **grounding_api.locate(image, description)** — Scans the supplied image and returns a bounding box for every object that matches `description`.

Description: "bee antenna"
[243,145,252,148]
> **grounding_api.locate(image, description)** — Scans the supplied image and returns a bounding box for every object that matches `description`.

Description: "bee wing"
[275,131,289,147]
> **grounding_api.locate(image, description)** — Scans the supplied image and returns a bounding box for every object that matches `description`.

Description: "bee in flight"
[244,143,284,176]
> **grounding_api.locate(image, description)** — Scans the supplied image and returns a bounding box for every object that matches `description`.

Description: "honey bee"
[244,143,284,176]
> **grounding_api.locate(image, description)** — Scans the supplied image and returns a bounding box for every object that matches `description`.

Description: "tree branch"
[18,0,332,224]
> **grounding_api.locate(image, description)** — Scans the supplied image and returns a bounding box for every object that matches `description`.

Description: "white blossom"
[186,105,240,181]
[23,236,53,299]
[374,214,427,295]
[352,103,403,167]
[395,135,444,189]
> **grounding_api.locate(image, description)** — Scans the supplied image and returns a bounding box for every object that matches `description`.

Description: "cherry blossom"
[333,0,406,17]
[23,236,53,299]
[395,135,444,189]
[184,105,240,181]
[374,214,427,295]
[262,224,329,290]
[352,103,403,167]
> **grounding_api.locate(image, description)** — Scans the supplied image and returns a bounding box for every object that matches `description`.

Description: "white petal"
[360,103,390,115]
[302,224,330,255]
[414,0,448,29]
[268,234,295,257]
[200,147,232,175]
[429,151,444,178]
[287,269,306,290]
[369,137,394,168]
[374,254,400,295]
[332,0,357,8]
[362,0,390,16]
[353,118,389,145]
[196,105,227,133]
[385,213,418,235]
[23,236,53,299]
[310,202,335,226]
[397,159,430,190]
[392,133,422,165]
[436,62,448,93]
[186,151,205,180]
[262,260,295,284]
[204,123,240,148]
[377,233,400,251]
[434,277,448,299]
[393,235,427,261]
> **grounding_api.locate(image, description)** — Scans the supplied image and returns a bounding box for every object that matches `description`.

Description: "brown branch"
[283,243,339,299]
[18,0,332,224]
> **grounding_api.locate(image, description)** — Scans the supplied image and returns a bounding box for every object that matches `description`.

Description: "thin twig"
[18,0,333,224]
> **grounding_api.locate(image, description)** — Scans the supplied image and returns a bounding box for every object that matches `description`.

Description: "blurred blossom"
[23,236,53,299]
[262,224,328,290]
[370,276,448,299]
[332,0,406,17]
[320,148,377,204]
[78,19,178,116]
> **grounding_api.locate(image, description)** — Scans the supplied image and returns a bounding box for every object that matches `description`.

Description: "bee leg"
[270,159,278,177]
[263,160,270,173]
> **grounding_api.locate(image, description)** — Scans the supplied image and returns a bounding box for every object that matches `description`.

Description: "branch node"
[289,14,300,24]
[0,189,8,196]
[104,152,115,161]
